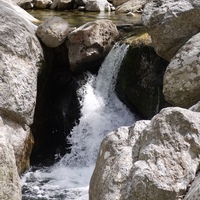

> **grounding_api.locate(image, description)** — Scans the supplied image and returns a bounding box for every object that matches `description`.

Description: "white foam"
[22,43,134,200]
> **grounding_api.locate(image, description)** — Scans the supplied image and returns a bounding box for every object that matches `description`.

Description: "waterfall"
[22,43,135,200]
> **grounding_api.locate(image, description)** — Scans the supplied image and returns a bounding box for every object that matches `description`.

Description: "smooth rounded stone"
[36,16,70,48]
[66,19,119,72]
[90,107,200,200]
[142,0,200,61]
[163,32,200,108]
[116,0,147,13]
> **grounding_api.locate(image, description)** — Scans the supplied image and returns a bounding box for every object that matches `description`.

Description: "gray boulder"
[142,0,200,61]
[184,173,200,200]
[85,0,112,11]
[0,0,44,125]
[116,0,147,13]
[163,32,200,108]
[36,16,70,48]
[90,107,200,200]
[66,19,119,72]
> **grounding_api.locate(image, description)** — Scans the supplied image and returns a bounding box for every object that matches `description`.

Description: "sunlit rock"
[85,0,112,12]
[163,32,200,108]
[0,116,34,175]
[0,134,21,200]
[142,0,200,61]
[116,0,147,13]
[90,107,200,199]
[37,16,70,48]
[0,1,44,198]
[66,19,119,72]
[184,173,200,200]
[0,0,44,125]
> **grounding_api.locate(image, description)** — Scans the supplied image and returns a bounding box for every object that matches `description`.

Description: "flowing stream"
[22,43,135,200]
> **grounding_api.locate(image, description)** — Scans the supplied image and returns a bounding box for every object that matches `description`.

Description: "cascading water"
[22,43,135,200]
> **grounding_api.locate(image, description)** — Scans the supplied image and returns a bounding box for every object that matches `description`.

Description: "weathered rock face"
[184,173,200,200]
[0,116,34,175]
[0,134,21,200]
[66,19,119,72]
[0,0,44,125]
[116,0,147,13]
[37,16,70,48]
[163,32,200,108]
[90,107,200,200]
[116,32,169,119]
[142,0,200,61]
[90,121,150,200]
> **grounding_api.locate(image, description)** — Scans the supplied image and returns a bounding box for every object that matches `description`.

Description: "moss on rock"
[116,33,170,119]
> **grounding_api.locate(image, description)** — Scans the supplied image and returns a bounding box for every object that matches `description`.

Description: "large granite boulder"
[0,0,44,125]
[90,107,200,199]
[142,0,200,61]
[36,16,70,48]
[66,19,119,72]
[163,32,200,108]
